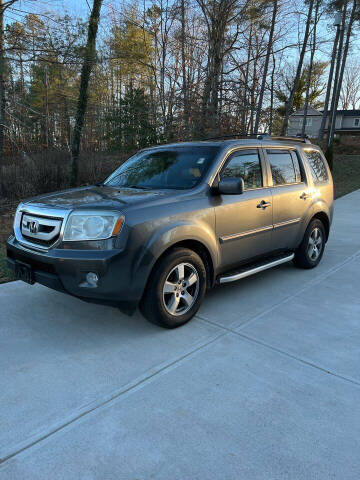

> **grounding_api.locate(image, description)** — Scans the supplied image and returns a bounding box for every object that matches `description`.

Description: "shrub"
[0,151,126,201]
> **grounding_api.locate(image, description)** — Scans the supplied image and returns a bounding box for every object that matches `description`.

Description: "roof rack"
[259,135,311,144]
[201,133,311,143]
[202,134,259,141]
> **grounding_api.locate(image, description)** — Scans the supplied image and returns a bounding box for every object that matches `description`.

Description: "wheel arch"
[310,211,330,242]
[147,239,215,289]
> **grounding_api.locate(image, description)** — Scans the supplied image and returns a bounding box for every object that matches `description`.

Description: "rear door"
[265,147,310,250]
[215,148,273,270]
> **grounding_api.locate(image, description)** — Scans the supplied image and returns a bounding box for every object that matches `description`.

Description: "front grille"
[20,213,62,248]
[21,235,55,247]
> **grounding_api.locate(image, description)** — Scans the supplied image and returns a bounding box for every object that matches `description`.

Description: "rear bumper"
[6,236,144,314]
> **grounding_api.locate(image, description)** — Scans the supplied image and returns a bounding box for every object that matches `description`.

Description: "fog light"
[86,272,99,287]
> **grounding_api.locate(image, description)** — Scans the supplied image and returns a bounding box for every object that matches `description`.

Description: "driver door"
[215,148,273,270]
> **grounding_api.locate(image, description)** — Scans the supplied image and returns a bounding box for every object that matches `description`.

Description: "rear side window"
[305,150,329,184]
[267,149,302,186]
[221,149,262,189]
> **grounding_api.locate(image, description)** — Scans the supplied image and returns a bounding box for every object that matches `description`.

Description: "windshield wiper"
[126,185,152,190]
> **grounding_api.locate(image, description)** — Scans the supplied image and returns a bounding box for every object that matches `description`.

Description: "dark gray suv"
[7,136,333,328]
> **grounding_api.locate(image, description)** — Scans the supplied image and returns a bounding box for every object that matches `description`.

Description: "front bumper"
[6,236,143,314]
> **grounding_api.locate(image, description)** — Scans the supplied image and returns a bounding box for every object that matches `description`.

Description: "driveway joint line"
[0,330,227,467]
[197,317,360,388]
[202,247,360,333]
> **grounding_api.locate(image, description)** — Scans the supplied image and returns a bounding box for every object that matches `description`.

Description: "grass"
[0,154,359,284]
[0,248,13,284]
[0,212,14,284]
[333,155,360,199]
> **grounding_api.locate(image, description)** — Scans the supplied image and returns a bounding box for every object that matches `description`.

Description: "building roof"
[291,107,360,117]
[334,110,360,117]
[291,106,322,117]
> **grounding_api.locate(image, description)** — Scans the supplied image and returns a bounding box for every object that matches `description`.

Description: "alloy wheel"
[162,262,200,316]
[307,227,323,261]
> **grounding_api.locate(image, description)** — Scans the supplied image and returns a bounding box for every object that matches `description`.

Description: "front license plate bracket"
[15,261,35,285]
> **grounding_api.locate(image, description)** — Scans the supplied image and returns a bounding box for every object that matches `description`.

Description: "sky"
[6,0,120,44]
[6,0,359,71]
[13,0,92,17]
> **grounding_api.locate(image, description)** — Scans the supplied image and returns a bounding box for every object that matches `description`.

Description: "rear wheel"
[140,248,207,328]
[293,219,326,269]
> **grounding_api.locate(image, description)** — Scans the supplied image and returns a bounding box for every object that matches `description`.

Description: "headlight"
[63,212,124,241]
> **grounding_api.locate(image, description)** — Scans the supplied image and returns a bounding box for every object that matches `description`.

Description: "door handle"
[300,192,309,200]
[257,200,271,209]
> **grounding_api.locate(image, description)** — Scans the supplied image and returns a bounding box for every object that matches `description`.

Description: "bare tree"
[0,0,20,156]
[281,0,315,135]
[196,0,241,135]
[254,0,278,134]
[71,0,103,186]
[317,11,341,142]
[301,0,320,137]
[180,0,190,138]
[340,59,360,109]
[328,0,358,145]
[327,2,348,145]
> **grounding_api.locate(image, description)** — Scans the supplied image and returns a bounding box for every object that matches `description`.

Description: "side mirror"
[217,177,244,195]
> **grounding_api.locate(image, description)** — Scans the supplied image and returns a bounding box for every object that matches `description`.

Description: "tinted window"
[222,149,262,189]
[305,150,328,184]
[105,146,219,190]
[290,150,302,182]
[267,149,300,185]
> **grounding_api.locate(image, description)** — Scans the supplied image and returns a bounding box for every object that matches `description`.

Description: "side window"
[267,149,301,186]
[221,149,262,189]
[290,150,302,182]
[305,150,329,184]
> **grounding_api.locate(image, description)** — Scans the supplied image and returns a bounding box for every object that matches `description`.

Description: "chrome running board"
[218,253,294,284]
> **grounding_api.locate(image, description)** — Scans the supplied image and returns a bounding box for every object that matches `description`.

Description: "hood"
[24,185,179,212]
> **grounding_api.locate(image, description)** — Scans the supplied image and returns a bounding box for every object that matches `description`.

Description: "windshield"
[104,146,220,190]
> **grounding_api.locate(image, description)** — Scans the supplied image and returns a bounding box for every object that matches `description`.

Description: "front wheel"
[140,248,207,328]
[293,219,326,269]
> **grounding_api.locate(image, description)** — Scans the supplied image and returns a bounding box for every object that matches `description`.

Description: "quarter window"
[221,149,262,189]
[267,149,302,186]
[305,150,328,184]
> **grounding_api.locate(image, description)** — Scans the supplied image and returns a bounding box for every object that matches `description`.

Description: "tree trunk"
[241,22,252,135]
[198,0,231,136]
[328,0,357,146]
[0,0,5,157]
[317,23,341,142]
[44,65,50,148]
[280,0,314,136]
[180,0,190,139]
[254,0,278,135]
[71,0,103,186]
[301,0,320,137]
[269,52,276,134]
[327,2,348,146]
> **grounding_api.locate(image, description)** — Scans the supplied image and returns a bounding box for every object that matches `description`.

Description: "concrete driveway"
[0,190,359,479]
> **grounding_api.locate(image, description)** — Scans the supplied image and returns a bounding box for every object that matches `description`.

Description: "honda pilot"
[7,136,333,328]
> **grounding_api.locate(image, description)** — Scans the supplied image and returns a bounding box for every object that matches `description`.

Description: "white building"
[288,107,360,139]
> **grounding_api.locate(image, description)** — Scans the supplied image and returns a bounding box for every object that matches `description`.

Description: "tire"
[140,247,207,328]
[293,219,326,269]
